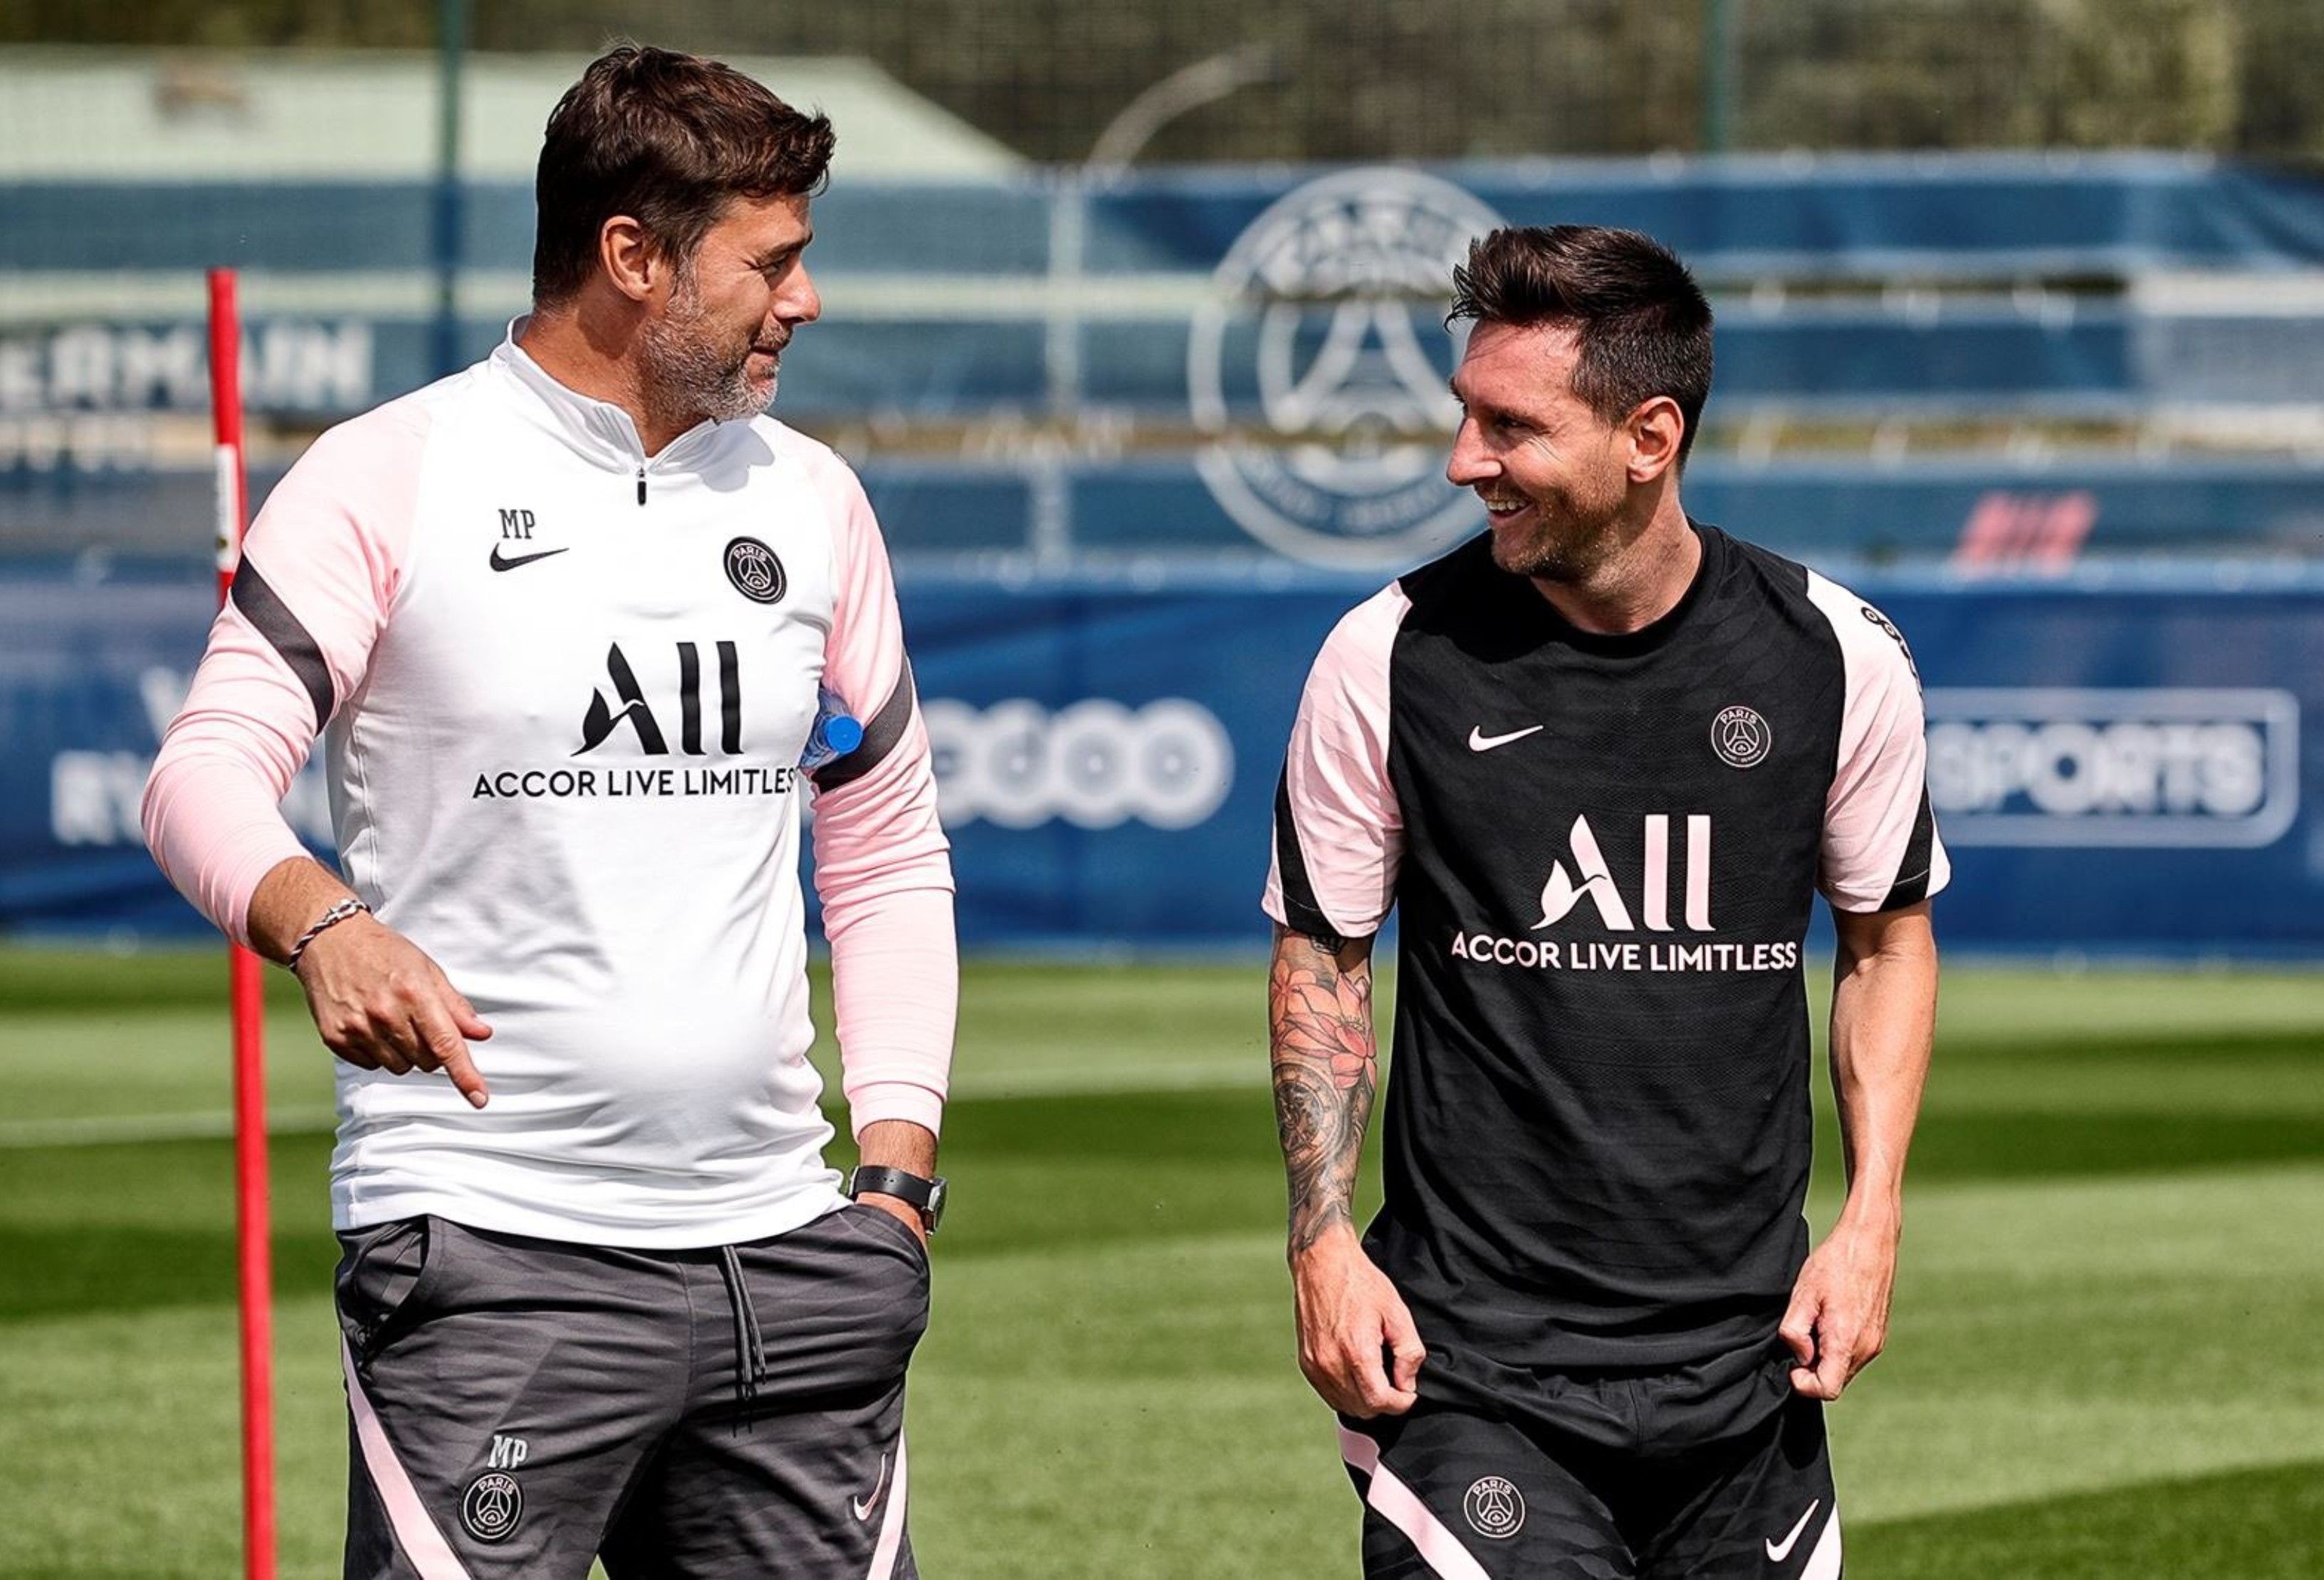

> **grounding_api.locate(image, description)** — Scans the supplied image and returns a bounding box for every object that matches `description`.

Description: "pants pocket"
[334,1216,437,1362]
[839,1204,933,1356]
[846,1199,931,1272]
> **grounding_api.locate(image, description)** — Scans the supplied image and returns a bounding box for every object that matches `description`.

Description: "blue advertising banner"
[4,567,2320,957]
[9,155,2324,578]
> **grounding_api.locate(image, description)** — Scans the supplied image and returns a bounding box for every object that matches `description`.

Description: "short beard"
[637,267,772,434]
[1488,497,1626,585]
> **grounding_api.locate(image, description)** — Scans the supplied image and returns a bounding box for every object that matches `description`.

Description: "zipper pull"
[635,466,647,506]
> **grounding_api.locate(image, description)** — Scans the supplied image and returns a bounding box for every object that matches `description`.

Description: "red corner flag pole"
[208,267,278,1580]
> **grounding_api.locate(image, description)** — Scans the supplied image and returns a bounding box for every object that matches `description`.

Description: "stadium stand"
[6,116,2323,571]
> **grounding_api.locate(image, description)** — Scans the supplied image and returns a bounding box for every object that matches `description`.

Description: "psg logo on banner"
[724,538,787,605]
[1188,168,1509,570]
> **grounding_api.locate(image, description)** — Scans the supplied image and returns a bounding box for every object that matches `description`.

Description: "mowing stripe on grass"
[0,1105,341,1149]
[0,1059,1274,1150]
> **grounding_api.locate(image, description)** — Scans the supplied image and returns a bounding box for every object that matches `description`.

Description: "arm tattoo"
[1269,928,1377,1252]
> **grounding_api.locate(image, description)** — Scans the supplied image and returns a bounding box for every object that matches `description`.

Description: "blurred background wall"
[4,1,2322,956]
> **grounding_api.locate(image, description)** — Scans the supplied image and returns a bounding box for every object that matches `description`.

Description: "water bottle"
[799,683,865,770]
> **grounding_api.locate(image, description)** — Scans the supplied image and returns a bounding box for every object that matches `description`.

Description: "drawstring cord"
[716,1244,768,1411]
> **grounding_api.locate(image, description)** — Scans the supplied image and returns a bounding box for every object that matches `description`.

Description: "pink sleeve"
[1262,583,1409,939]
[140,405,426,944]
[803,448,958,1139]
[1806,572,1951,913]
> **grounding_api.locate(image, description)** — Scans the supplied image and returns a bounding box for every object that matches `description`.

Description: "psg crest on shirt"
[1712,705,1773,769]
[724,537,787,605]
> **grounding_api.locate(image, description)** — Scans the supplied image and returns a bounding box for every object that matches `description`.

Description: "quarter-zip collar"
[490,319,738,487]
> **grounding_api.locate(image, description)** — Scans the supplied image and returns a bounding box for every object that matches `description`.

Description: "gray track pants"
[334,1206,928,1579]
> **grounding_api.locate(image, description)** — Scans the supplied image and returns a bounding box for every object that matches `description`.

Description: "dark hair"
[532,45,836,306]
[1448,226,1714,464]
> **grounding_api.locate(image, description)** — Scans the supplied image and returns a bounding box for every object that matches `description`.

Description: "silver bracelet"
[286,897,371,971]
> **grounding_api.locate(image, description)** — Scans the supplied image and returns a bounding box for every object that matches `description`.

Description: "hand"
[851,1121,938,1251]
[1291,1225,1425,1417]
[857,1192,929,1250]
[1780,1215,1900,1400]
[293,914,492,1107]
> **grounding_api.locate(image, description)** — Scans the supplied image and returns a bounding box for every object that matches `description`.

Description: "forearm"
[1828,904,1939,1229]
[142,743,316,948]
[1269,924,1379,1252]
[814,729,956,1141]
[854,1118,938,1177]
[246,855,361,965]
[827,887,956,1139]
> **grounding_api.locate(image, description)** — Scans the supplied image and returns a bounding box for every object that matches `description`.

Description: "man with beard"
[145,46,951,1579]
[1264,225,1944,1578]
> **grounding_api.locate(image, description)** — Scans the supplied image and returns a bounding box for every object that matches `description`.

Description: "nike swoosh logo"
[1467,724,1545,752]
[488,545,570,572]
[852,1453,891,1522]
[1765,1498,1820,1563]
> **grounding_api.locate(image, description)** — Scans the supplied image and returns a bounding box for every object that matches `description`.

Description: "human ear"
[598,216,659,304]
[1625,397,1685,483]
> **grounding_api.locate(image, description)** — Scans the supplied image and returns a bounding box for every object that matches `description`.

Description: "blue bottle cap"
[824,714,865,755]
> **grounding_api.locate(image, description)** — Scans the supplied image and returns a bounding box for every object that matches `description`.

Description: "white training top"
[144,330,957,1247]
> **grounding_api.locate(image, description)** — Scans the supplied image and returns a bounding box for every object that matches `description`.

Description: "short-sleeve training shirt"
[1266,524,1947,1384]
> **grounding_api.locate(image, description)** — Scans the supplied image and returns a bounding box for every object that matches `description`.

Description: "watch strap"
[847,1166,936,1210]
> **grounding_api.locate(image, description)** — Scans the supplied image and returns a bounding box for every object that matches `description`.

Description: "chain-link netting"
[9,0,2322,162]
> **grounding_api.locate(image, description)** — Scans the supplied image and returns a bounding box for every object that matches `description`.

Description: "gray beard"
[637,277,773,432]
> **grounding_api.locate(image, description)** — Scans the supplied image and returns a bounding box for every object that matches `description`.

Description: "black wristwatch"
[847,1166,948,1234]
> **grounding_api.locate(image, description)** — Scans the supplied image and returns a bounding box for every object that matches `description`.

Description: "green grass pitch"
[1,948,2321,1576]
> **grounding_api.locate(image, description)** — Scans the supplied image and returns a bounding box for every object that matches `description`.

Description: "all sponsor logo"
[922,698,1233,830]
[576,641,744,758]
[469,641,803,802]
[1451,812,1804,975]
[1925,688,2298,848]
[1462,1476,1525,1539]
[460,1471,523,1543]
[1188,168,1507,569]
[1535,813,1712,933]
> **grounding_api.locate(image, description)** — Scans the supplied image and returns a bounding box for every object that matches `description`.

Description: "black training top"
[1266,524,1945,1425]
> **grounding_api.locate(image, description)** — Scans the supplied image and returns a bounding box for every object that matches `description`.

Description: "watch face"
[923,1177,948,1232]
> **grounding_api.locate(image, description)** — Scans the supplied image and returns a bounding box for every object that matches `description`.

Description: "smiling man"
[144,46,953,1579]
[1265,226,1946,1578]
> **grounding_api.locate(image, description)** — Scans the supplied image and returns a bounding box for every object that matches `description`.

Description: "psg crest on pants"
[461,1472,524,1542]
[1463,1475,1526,1539]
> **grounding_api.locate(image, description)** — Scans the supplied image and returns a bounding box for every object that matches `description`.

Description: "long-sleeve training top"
[145,332,957,1247]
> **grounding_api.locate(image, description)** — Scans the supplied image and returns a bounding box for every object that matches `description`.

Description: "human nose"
[780,263,822,325]
[1445,416,1494,487]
